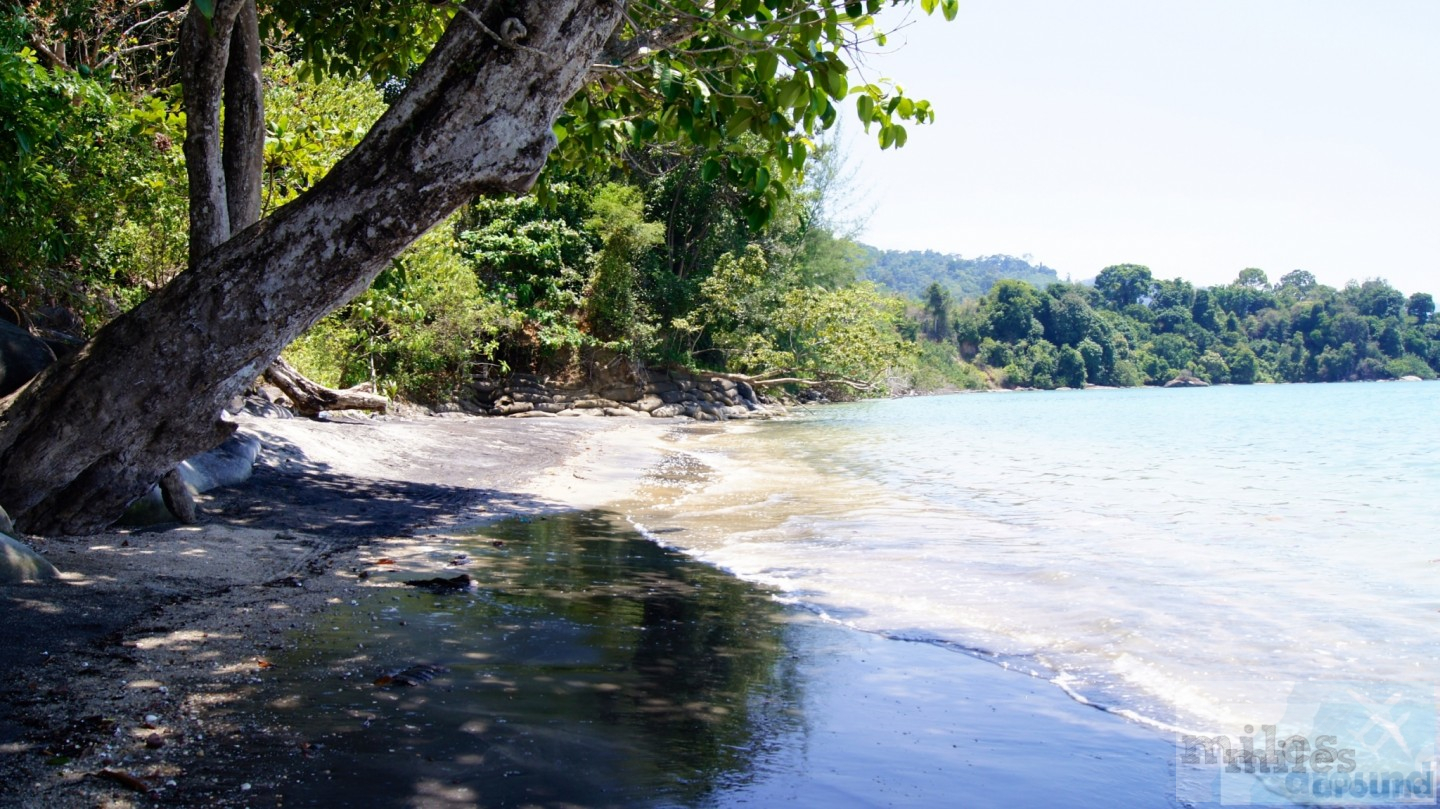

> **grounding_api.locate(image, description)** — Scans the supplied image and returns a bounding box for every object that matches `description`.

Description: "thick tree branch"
[25,35,71,71]
[595,19,697,70]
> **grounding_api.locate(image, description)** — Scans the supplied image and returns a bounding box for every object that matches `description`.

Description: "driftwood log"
[263,357,388,417]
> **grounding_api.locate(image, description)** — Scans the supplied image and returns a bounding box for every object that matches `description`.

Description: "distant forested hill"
[857,246,1062,299]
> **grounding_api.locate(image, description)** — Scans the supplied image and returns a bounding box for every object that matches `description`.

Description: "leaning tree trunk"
[0,1,625,535]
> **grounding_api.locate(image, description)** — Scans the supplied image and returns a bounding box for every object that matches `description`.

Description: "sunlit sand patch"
[132,629,237,651]
[413,777,480,805]
[11,596,66,615]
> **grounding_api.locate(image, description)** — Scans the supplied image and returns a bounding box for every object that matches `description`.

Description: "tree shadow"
[0,426,557,786]
[198,430,548,539]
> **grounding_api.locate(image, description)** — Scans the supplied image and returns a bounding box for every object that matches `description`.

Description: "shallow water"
[621,382,1440,737]
[252,513,802,808]
[243,511,1176,808]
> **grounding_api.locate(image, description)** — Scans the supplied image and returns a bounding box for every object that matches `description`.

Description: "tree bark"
[0,1,626,535]
[263,357,387,417]
[179,0,247,265]
[159,468,199,524]
[222,0,264,233]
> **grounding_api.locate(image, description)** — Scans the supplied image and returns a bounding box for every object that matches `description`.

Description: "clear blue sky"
[844,1,1440,295]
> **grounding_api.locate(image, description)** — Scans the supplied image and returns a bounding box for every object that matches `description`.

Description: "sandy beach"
[0,411,1180,808]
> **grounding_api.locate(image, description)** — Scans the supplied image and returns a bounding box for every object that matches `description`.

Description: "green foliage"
[1055,344,1086,388]
[983,279,1042,342]
[1227,345,1259,384]
[858,247,1060,300]
[262,0,451,81]
[1235,268,1269,289]
[908,338,988,391]
[261,57,387,211]
[1406,292,1434,325]
[675,245,911,390]
[3,1,960,404]
[796,225,867,289]
[673,245,778,368]
[1076,337,1104,383]
[921,281,953,342]
[584,183,666,352]
[1002,340,1060,390]
[771,282,912,387]
[288,222,505,402]
[267,59,507,401]
[545,1,951,229]
[459,185,592,322]
[1094,264,1154,309]
[953,269,1440,389]
[1384,355,1436,380]
[33,1,1437,406]
[1039,286,1095,347]
[91,92,187,315]
[0,13,183,323]
[1343,278,1406,320]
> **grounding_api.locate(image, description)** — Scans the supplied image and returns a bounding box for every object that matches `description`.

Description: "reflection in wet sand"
[251,511,802,808]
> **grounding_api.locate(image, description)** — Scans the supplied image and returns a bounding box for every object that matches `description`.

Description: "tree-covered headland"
[913,264,1440,389]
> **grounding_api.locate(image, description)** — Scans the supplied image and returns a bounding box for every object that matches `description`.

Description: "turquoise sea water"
[624,382,1440,735]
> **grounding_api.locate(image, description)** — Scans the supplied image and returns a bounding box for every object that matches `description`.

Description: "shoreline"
[1,409,1183,808]
[0,412,677,808]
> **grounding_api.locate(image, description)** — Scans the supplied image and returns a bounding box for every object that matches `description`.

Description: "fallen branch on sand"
[264,357,388,417]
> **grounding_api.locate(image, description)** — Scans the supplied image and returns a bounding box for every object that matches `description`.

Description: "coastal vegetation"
[908,265,1440,389]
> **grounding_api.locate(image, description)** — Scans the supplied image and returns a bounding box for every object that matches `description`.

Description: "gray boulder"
[1,533,60,583]
[1163,376,1211,388]
[0,320,56,397]
[0,505,59,583]
[121,432,263,525]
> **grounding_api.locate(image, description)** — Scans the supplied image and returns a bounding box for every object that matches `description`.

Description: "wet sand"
[0,412,1182,808]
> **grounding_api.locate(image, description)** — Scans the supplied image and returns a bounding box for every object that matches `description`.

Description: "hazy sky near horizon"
[842,1,1439,294]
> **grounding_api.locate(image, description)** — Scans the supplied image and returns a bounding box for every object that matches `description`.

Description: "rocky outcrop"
[1163,375,1211,388]
[471,366,786,421]
[0,533,60,583]
[0,505,59,583]
[0,320,57,397]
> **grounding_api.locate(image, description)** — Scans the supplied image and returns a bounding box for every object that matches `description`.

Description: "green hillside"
[858,246,1061,299]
